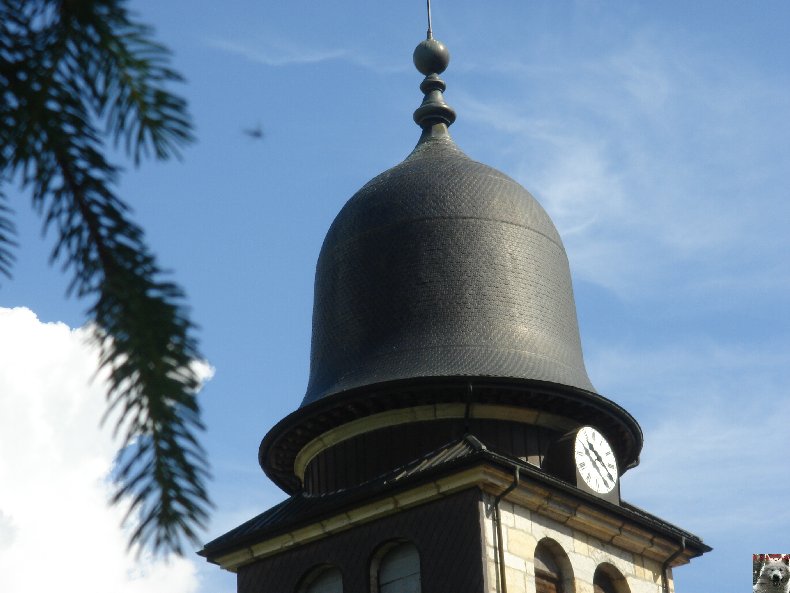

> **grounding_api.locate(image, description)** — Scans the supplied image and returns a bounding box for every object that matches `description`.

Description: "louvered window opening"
[304,567,342,593]
[379,543,421,593]
[534,544,563,593]
[593,570,619,593]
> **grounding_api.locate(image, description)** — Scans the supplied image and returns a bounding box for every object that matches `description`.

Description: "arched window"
[593,571,616,593]
[375,541,421,593]
[535,543,563,593]
[533,539,573,593]
[593,564,629,593]
[298,565,343,593]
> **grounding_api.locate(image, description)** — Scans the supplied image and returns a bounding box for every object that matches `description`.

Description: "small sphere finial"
[412,4,455,131]
[412,36,456,130]
[413,38,450,76]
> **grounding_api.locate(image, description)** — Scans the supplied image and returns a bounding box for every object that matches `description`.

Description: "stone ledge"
[214,460,701,572]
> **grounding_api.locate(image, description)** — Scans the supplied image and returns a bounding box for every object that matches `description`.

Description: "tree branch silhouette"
[0,0,210,555]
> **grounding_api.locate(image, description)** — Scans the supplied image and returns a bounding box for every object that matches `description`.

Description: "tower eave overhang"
[259,376,643,495]
[211,434,704,568]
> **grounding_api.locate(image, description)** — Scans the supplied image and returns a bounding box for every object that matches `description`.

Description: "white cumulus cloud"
[0,307,201,593]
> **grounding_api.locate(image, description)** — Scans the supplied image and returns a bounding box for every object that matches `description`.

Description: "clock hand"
[582,443,611,485]
[594,453,616,484]
[588,444,616,484]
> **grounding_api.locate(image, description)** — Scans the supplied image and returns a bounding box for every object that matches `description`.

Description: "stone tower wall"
[480,494,674,593]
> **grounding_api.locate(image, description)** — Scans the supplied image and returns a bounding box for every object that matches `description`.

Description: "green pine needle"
[0,0,211,556]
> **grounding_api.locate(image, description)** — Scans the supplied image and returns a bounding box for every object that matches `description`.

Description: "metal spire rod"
[426,0,433,39]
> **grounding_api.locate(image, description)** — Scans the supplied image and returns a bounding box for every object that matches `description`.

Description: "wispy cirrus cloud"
[206,37,348,67]
[456,31,790,302]
[585,337,790,593]
[205,36,408,74]
[591,336,790,517]
[206,38,409,73]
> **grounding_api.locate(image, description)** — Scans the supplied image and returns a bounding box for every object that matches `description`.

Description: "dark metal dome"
[259,35,642,495]
[302,126,595,407]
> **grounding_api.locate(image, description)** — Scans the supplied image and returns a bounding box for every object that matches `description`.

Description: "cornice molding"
[293,403,578,482]
[212,462,700,572]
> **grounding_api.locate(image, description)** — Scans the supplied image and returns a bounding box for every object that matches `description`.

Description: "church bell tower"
[201,16,710,593]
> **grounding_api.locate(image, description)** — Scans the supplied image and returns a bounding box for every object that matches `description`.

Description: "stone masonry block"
[513,503,531,530]
[504,550,527,571]
[505,566,527,593]
[634,560,646,580]
[567,551,597,582]
[538,497,576,524]
[486,561,500,593]
[486,543,498,561]
[573,530,590,556]
[626,575,660,593]
[501,501,516,527]
[643,557,662,583]
[530,517,574,551]
[507,527,537,559]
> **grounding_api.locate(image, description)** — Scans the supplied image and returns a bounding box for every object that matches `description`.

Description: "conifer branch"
[0,0,210,555]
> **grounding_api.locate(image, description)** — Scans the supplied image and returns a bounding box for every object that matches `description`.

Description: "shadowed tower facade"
[201,21,710,593]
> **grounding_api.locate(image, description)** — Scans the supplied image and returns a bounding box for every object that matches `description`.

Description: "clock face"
[574,426,618,494]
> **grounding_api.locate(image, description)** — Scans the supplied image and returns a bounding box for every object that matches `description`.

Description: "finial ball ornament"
[413,38,450,75]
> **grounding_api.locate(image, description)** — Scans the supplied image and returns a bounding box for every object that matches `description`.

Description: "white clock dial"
[574,426,618,494]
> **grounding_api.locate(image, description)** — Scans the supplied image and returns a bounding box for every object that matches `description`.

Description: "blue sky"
[2,1,789,591]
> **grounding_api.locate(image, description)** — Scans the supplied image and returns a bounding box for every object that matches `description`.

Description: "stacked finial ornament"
[412,33,456,128]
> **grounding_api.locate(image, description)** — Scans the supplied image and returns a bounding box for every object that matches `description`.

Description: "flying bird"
[243,123,264,139]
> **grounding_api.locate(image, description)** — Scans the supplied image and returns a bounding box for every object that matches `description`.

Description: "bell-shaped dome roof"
[303,127,595,406]
[259,35,642,494]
